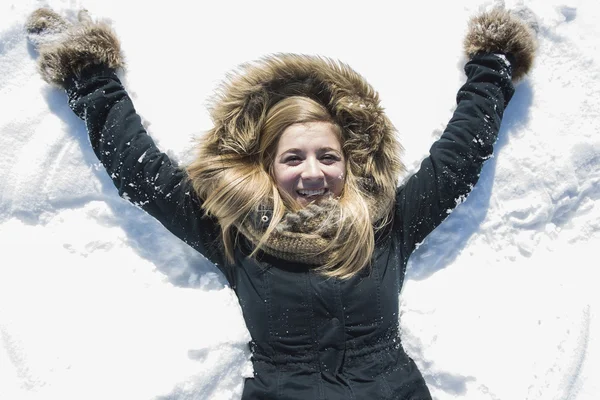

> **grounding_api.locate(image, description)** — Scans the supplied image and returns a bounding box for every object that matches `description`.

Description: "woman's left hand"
[464,8,537,82]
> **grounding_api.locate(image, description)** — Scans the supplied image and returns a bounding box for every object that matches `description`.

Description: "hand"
[463,8,537,82]
[25,8,123,87]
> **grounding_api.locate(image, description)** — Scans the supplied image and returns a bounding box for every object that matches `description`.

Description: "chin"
[295,192,337,207]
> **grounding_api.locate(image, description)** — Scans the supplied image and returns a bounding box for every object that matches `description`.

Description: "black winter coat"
[65,54,514,399]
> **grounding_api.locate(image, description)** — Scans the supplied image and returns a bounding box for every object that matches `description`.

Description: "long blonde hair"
[187,96,381,279]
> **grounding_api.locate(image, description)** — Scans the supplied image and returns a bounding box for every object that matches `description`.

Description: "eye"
[283,155,302,165]
[321,154,341,164]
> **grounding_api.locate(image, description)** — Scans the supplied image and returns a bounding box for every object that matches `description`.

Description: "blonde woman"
[26,7,535,400]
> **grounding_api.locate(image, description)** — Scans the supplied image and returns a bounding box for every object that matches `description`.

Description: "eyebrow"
[280,147,342,155]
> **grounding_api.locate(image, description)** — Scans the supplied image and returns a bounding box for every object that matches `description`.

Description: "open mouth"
[297,188,328,198]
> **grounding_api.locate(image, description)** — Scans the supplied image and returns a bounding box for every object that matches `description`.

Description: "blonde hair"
[187,96,380,279]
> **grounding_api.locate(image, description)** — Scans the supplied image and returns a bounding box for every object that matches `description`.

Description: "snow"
[1,0,599,399]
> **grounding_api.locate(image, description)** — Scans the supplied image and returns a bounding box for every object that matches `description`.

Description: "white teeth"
[297,189,327,197]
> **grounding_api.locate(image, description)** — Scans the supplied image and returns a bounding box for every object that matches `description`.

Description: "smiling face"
[272,121,346,207]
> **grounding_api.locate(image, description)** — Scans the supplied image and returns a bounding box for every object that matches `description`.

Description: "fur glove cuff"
[464,8,537,82]
[26,8,124,87]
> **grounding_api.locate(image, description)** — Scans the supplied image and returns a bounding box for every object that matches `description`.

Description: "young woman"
[26,7,536,399]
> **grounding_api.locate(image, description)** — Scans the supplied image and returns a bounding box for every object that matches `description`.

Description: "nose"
[301,157,324,181]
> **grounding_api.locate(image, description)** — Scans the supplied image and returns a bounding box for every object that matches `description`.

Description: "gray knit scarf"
[237,197,346,265]
[236,192,393,265]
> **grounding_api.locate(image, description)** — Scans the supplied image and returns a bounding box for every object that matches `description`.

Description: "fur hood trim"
[204,53,403,215]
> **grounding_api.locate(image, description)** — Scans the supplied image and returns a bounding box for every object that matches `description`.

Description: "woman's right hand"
[25,8,124,88]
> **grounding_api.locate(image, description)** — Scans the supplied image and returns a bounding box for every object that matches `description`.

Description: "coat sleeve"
[65,65,225,268]
[394,53,515,259]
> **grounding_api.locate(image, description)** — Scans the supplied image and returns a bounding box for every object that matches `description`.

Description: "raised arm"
[27,9,224,267]
[395,9,536,257]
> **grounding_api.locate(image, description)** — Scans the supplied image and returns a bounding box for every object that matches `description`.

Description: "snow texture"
[1,0,599,399]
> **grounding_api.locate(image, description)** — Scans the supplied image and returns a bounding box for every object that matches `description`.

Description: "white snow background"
[1,0,599,399]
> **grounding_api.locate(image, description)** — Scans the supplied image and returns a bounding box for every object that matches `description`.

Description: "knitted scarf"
[236,198,344,265]
[236,193,392,266]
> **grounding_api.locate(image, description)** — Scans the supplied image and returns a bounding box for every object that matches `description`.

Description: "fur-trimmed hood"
[203,53,403,217]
